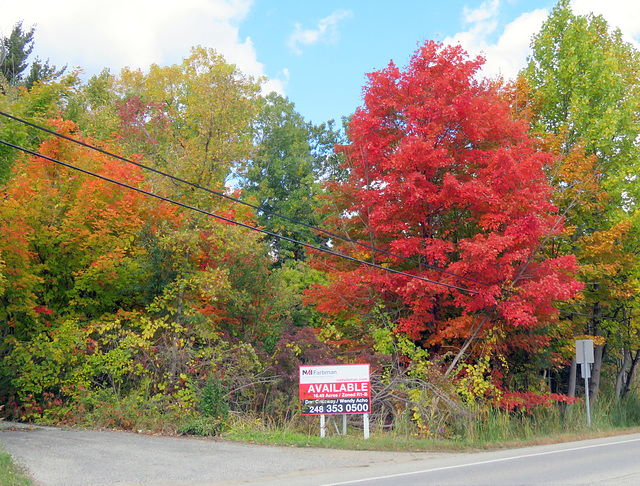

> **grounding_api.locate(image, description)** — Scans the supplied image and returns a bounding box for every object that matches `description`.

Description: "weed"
[178,416,225,436]
[199,378,228,419]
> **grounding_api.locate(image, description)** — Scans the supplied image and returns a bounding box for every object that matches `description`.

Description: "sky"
[3,0,640,126]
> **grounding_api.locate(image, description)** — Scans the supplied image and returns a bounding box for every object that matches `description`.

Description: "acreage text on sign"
[302,398,370,415]
[299,364,370,415]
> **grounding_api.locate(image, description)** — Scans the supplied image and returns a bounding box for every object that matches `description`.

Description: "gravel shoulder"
[0,421,437,485]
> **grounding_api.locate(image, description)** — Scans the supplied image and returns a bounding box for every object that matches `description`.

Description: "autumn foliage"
[0,119,170,334]
[2,12,638,437]
[307,42,582,358]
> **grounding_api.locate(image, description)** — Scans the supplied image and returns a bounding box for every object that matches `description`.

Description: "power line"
[0,110,489,288]
[559,308,622,321]
[0,138,481,295]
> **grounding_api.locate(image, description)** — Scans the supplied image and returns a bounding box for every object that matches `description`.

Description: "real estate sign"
[299,364,370,415]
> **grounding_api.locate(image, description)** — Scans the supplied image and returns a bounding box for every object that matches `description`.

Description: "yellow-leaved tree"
[522,0,640,399]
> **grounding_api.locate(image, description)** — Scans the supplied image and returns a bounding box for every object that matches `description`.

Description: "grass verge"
[0,450,33,486]
[223,424,640,453]
[221,397,640,453]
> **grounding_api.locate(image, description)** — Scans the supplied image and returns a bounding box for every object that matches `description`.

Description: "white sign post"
[299,364,371,439]
[576,339,594,427]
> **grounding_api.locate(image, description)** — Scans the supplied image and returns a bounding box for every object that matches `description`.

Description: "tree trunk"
[588,303,604,402]
[615,348,629,399]
[568,358,577,397]
[444,315,489,378]
[623,350,640,397]
[589,342,606,401]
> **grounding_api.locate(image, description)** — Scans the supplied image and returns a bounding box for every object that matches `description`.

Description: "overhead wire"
[0,110,489,288]
[0,138,481,295]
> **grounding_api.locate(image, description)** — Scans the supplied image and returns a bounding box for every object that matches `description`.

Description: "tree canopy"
[306,42,582,382]
[522,0,640,399]
[1,2,640,436]
[239,92,343,263]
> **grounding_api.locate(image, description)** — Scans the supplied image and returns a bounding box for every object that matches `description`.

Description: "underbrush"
[465,391,640,444]
[5,389,640,451]
[221,391,640,451]
[8,364,640,447]
[4,316,640,448]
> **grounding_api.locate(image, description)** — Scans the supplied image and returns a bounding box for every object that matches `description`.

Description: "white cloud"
[479,9,549,80]
[462,0,500,30]
[444,0,640,82]
[572,0,640,49]
[444,1,547,81]
[262,67,289,96]
[287,9,353,55]
[0,0,285,95]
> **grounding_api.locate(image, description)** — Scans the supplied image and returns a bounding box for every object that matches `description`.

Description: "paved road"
[3,421,640,485]
[320,434,640,485]
[0,421,429,485]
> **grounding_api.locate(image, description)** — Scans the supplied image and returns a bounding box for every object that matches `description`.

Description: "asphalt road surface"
[2,421,640,485]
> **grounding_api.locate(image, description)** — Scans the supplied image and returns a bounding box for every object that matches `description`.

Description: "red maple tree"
[307,42,582,354]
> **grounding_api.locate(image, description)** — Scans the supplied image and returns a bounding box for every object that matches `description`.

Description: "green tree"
[523,0,640,399]
[113,47,261,201]
[240,93,343,264]
[0,21,75,184]
[65,69,119,140]
[0,70,80,185]
[0,22,34,86]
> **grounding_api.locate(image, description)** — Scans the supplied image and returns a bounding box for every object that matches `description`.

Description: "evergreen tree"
[1,21,65,89]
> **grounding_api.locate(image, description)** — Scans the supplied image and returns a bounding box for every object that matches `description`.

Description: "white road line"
[321,436,640,485]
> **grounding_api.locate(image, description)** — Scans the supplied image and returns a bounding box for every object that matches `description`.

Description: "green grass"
[224,426,470,452]
[222,395,640,453]
[0,450,33,486]
[223,421,640,453]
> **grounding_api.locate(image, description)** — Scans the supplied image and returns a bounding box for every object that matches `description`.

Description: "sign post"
[575,339,594,427]
[299,364,371,439]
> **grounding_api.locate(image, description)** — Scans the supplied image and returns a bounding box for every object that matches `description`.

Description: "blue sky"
[239,0,553,124]
[4,1,640,125]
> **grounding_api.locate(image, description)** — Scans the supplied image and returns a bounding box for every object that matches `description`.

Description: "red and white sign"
[299,364,370,415]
